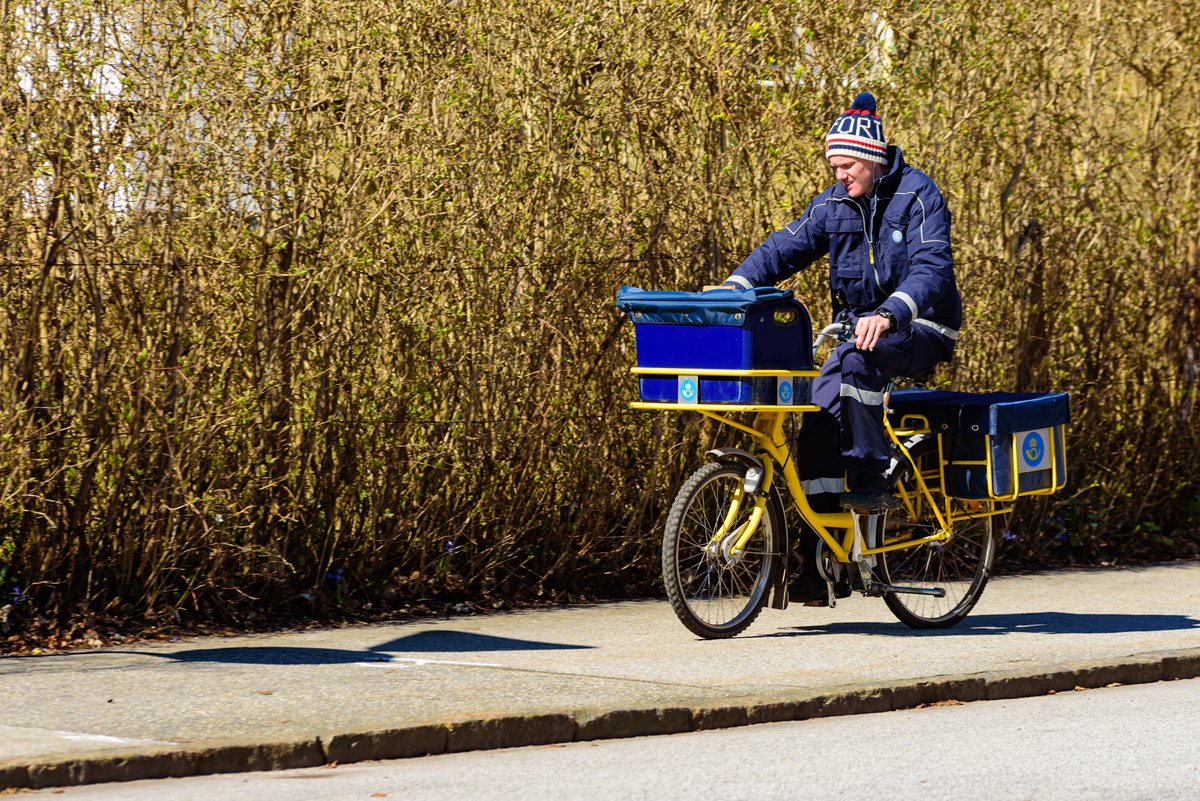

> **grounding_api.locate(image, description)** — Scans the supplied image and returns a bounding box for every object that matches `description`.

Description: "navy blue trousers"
[794,324,953,575]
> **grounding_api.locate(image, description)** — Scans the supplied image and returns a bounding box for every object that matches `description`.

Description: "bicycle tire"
[879,438,996,629]
[662,461,782,639]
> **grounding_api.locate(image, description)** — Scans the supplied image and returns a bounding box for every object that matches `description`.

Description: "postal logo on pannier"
[1016,428,1052,473]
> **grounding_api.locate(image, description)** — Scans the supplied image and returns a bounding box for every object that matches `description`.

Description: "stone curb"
[2,647,1197,790]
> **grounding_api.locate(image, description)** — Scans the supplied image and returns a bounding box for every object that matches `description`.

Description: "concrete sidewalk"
[2,562,1199,789]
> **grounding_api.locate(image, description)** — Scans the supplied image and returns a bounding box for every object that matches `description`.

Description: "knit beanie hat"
[825,92,888,166]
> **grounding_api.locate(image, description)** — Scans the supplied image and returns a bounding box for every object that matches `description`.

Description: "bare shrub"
[0,0,1196,623]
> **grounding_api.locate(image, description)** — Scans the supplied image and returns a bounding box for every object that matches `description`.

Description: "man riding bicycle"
[716,92,962,604]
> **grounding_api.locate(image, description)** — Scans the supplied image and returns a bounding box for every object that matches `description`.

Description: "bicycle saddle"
[903,364,939,387]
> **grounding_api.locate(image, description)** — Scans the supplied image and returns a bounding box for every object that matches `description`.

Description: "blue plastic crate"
[616,286,814,405]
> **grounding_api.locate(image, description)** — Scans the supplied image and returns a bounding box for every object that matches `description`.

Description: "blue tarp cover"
[890,388,1071,436]
[615,285,795,326]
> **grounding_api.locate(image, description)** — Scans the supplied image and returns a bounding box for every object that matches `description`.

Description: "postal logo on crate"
[678,376,699,405]
[777,377,793,406]
[1017,428,1051,473]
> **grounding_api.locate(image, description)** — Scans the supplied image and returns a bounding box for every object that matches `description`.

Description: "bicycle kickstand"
[850,512,885,596]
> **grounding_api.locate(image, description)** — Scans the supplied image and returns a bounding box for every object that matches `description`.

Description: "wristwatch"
[876,308,897,327]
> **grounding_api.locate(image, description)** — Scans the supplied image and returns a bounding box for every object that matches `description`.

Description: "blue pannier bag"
[615,286,815,405]
[889,389,1070,500]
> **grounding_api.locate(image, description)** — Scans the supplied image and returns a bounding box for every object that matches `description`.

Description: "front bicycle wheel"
[662,461,781,639]
[880,438,996,629]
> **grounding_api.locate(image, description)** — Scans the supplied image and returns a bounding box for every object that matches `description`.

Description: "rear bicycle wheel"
[662,461,781,639]
[880,438,995,629]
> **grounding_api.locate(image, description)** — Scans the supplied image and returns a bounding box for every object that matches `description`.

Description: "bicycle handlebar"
[812,323,854,359]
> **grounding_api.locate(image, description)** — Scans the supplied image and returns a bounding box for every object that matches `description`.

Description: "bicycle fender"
[764,487,791,610]
[887,433,934,483]
[704,448,765,471]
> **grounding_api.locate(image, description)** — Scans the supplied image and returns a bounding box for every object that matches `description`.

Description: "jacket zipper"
[857,197,884,292]
[832,195,885,293]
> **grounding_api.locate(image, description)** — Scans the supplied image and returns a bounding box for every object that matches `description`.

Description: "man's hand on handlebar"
[854,313,891,351]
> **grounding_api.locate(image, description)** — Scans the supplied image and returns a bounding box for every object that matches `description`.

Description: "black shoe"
[787,573,852,604]
[839,473,901,511]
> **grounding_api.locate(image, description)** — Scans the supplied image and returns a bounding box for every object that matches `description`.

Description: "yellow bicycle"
[626,312,1068,640]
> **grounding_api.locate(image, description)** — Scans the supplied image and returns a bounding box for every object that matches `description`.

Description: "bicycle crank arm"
[870,583,946,598]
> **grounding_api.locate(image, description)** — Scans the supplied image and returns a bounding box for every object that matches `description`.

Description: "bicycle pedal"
[803,599,830,607]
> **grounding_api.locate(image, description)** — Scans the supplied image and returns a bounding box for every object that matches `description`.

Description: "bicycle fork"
[706,460,772,563]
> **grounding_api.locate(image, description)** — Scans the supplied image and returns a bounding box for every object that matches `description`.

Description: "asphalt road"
[28,677,1200,800]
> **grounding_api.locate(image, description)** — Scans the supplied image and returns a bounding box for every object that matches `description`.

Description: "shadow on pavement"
[759,611,1200,639]
[372,630,592,653]
[127,630,592,665]
[158,646,390,665]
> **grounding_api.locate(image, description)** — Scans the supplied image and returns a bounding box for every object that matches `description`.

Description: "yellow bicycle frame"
[631,395,969,563]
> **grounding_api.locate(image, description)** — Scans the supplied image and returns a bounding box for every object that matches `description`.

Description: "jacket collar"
[875,145,905,196]
[829,145,906,200]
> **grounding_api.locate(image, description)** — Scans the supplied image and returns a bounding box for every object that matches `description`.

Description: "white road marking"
[355,657,503,669]
[55,731,175,745]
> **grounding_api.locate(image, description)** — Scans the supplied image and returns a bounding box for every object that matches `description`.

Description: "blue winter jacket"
[724,146,962,341]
